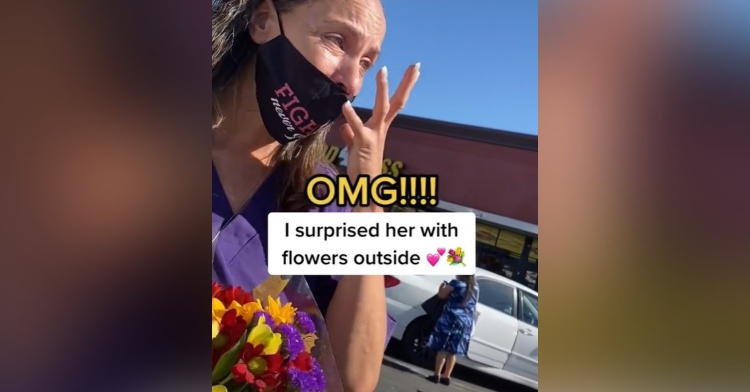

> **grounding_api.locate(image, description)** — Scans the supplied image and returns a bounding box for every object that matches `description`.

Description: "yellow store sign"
[528,239,538,264]
[476,224,500,246]
[475,223,529,259]
[496,231,526,255]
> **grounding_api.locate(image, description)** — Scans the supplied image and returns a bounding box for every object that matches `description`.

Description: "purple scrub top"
[212,164,346,316]
[212,164,396,346]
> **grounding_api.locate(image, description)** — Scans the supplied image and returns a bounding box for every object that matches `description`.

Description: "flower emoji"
[447,247,466,266]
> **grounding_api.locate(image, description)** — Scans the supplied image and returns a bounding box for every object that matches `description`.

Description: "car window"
[519,291,539,327]
[476,279,515,316]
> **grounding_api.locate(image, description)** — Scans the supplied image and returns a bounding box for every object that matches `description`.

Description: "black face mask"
[254,12,353,144]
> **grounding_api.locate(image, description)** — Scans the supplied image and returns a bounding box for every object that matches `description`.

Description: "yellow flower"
[455,247,463,255]
[212,298,229,341]
[229,299,264,323]
[265,296,296,325]
[212,298,226,339]
[212,386,227,392]
[214,297,265,328]
[212,319,220,339]
[213,298,226,320]
[447,255,455,263]
[247,316,282,355]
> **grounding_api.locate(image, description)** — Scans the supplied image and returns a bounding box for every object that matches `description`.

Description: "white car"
[385,269,539,390]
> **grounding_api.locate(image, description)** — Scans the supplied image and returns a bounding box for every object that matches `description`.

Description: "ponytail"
[458,275,477,306]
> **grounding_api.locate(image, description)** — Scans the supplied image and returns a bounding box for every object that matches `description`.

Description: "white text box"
[267,212,477,276]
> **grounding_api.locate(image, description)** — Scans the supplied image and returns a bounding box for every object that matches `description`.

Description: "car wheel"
[400,316,436,369]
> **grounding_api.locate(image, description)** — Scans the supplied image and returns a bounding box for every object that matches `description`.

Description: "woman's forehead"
[302,0,386,38]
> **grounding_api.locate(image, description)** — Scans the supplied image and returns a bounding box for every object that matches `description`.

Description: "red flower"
[263,352,284,374]
[212,282,223,297]
[215,285,253,307]
[230,343,283,388]
[231,364,267,389]
[221,309,247,343]
[212,309,248,368]
[289,351,313,372]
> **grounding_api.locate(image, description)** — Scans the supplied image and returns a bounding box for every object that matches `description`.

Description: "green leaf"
[211,330,248,384]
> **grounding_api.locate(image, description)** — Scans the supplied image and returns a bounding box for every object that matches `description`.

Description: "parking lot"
[376,344,536,392]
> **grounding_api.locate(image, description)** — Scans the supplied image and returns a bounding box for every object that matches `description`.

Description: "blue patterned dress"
[427,279,480,355]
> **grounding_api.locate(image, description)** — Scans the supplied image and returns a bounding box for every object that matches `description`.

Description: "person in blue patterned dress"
[426,275,479,386]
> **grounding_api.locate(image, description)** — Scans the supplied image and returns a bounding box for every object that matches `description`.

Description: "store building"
[326,108,539,291]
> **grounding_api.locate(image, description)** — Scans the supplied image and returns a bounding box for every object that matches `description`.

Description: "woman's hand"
[326,66,419,391]
[340,64,420,181]
[438,282,454,299]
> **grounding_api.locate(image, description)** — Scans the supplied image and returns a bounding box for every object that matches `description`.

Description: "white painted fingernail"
[344,100,353,109]
[381,65,388,77]
[414,62,421,71]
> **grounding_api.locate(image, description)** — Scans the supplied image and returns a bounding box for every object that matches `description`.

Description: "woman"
[211,0,419,390]
[426,275,479,386]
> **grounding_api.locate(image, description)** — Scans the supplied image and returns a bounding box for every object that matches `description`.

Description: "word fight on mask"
[254,9,352,144]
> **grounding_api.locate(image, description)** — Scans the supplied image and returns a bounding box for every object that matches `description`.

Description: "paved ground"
[376,355,497,392]
[375,344,536,392]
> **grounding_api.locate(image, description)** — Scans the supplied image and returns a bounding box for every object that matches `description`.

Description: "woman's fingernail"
[381,65,388,77]
[414,62,421,72]
[344,100,353,109]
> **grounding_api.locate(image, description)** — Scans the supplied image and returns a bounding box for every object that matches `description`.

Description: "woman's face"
[250,0,386,98]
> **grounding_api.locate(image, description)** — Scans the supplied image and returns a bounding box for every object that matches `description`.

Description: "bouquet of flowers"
[447,247,466,266]
[212,278,334,392]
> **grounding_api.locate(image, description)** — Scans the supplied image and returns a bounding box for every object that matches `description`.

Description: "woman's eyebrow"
[321,18,382,58]
[322,18,367,39]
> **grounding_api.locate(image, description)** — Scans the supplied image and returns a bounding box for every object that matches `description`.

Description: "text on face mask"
[270,83,318,134]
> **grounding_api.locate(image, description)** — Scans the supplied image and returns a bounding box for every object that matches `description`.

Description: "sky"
[354,0,538,135]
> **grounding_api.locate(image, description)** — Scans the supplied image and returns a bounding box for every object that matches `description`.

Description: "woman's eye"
[326,35,344,48]
[360,59,373,71]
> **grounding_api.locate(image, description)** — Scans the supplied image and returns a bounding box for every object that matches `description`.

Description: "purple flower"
[311,362,325,390]
[295,311,316,334]
[277,323,305,359]
[252,310,275,329]
[285,362,326,392]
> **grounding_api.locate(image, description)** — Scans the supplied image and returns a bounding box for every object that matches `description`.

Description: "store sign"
[324,144,404,177]
[496,231,526,255]
[528,239,538,264]
[476,224,500,246]
[475,223,529,259]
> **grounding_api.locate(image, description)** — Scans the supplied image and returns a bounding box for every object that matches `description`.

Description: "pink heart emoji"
[426,254,440,266]
[437,248,446,256]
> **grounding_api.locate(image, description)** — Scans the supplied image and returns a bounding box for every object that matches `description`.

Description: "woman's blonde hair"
[212,0,335,212]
